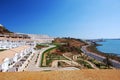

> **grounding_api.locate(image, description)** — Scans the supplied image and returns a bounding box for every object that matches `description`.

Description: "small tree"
[58,62,61,67]
[103,54,112,69]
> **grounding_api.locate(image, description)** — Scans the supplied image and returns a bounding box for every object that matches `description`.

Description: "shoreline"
[81,44,120,68]
[96,43,120,56]
[95,39,120,56]
[88,40,120,61]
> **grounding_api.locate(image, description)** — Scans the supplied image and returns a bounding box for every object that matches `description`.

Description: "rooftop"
[0,45,30,64]
[0,37,32,41]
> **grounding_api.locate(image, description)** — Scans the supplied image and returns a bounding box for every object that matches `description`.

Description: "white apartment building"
[0,37,36,50]
[0,45,35,72]
[0,33,53,72]
[27,34,54,43]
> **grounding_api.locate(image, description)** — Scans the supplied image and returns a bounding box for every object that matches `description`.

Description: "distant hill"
[0,24,30,39]
[53,37,87,47]
[52,37,87,55]
[0,24,53,39]
[0,24,12,34]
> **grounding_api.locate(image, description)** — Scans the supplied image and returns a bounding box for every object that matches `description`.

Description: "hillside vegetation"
[52,38,87,55]
[53,37,87,47]
[0,24,30,39]
[0,25,12,34]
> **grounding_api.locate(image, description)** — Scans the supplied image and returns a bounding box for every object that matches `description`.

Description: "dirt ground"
[0,70,120,80]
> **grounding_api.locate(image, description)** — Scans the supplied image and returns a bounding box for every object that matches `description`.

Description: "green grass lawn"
[36,44,49,50]
[46,53,67,66]
[88,58,108,69]
[40,47,56,67]
[77,59,93,69]
[40,46,68,67]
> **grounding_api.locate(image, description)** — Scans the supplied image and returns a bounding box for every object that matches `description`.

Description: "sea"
[96,39,120,56]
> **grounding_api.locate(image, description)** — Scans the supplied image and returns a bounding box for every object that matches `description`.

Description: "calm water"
[96,40,120,55]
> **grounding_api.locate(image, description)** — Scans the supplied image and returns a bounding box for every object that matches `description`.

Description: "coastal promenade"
[81,45,120,68]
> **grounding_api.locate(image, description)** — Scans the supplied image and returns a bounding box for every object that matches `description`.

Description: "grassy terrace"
[40,47,56,67]
[41,43,69,67]
[36,44,49,50]
[76,56,92,69]
[77,59,93,69]
[40,44,66,67]
[76,54,111,69]
[88,58,109,69]
[41,46,68,67]
[40,38,116,69]
[46,53,67,67]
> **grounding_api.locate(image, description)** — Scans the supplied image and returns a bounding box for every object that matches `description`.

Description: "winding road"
[81,45,120,68]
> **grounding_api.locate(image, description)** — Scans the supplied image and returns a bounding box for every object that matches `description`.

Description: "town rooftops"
[0,45,30,64]
[0,37,33,41]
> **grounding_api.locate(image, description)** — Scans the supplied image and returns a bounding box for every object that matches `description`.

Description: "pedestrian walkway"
[51,60,81,68]
[25,45,56,71]
[25,45,80,71]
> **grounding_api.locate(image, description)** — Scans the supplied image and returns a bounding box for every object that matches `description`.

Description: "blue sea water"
[96,39,120,55]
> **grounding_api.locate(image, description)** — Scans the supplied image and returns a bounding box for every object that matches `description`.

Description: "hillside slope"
[53,38,87,47]
[0,24,12,34]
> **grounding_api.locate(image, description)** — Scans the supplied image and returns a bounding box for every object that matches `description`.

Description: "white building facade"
[0,38,36,50]
[0,46,35,72]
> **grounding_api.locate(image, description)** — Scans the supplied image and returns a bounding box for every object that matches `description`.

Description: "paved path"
[51,60,81,68]
[25,45,55,71]
[36,45,56,67]
[24,50,40,71]
[63,53,98,69]
[85,60,98,69]
[25,45,79,71]
[25,67,79,71]
[81,45,120,68]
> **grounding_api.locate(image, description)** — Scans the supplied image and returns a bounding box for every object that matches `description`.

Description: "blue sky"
[0,0,120,39]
